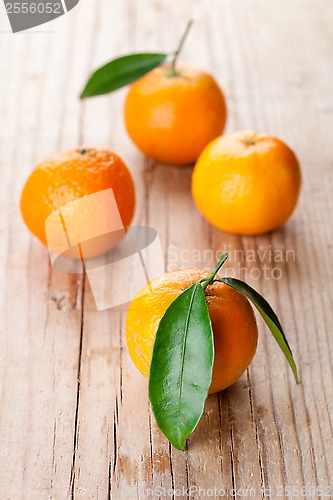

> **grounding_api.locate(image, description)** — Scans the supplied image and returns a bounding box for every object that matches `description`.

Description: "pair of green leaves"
[149,252,298,450]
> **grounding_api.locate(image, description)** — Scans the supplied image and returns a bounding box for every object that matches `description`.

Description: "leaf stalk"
[199,252,228,290]
[169,19,194,76]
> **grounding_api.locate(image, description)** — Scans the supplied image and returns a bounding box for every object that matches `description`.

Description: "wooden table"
[1,0,332,498]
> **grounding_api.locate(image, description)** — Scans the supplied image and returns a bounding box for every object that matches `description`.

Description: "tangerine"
[20,147,135,259]
[126,268,258,394]
[124,64,227,165]
[192,131,301,235]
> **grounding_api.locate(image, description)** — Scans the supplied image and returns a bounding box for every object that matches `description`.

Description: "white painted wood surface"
[0,0,332,498]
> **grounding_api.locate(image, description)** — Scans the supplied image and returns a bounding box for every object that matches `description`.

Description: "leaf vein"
[177,284,198,423]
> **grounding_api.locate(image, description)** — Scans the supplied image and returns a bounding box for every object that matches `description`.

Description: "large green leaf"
[80,53,167,98]
[217,277,299,383]
[148,282,214,450]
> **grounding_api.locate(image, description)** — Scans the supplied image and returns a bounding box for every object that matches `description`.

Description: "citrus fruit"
[192,131,302,235]
[124,64,227,165]
[20,147,135,259]
[126,268,258,394]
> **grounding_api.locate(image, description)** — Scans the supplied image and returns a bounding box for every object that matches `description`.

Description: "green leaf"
[216,277,299,383]
[148,282,214,450]
[80,53,167,98]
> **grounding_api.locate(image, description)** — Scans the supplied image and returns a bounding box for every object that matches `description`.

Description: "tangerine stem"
[170,20,194,75]
[200,252,228,290]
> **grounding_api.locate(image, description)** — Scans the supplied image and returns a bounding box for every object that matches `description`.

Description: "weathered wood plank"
[0,0,332,499]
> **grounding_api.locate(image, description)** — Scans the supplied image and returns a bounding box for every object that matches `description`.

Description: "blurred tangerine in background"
[80,20,227,166]
[124,64,227,165]
[192,131,301,235]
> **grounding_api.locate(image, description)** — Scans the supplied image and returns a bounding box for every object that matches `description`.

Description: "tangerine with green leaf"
[81,21,227,165]
[126,252,298,450]
[126,267,258,394]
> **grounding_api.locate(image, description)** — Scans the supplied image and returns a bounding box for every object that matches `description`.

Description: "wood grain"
[0,0,332,498]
